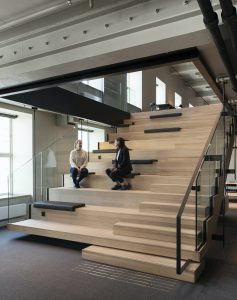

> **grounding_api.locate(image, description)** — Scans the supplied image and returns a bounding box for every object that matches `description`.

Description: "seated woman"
[106,137,132,190]
[69,139,88,188]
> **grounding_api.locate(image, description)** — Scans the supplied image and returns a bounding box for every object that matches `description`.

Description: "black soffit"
[5,87,129,125]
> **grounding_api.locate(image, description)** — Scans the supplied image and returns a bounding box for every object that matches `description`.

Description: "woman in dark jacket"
[106,137,132,190]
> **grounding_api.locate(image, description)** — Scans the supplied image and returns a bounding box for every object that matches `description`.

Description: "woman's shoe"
[120,184,129,190]
[111,185,121,190]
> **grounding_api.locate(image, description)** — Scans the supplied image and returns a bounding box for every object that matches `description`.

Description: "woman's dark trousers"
[70,167,88,188]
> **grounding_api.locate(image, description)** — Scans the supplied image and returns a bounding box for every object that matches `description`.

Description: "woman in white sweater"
[69,139,88,188]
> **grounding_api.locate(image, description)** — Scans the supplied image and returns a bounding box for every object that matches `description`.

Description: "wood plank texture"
[8,104,223,282]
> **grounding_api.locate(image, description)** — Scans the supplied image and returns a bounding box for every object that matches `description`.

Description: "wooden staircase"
[8,104,223,283]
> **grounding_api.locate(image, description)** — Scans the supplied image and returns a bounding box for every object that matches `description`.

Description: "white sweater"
[69,149,88,169]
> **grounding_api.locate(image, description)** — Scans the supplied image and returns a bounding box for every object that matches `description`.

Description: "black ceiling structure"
[5,87,129,125]
[0,47,229,123]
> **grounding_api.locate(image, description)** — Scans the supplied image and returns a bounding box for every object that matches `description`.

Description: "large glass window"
[156,77,166,104]
[0,157,10,195]
[78,124,105,152]
[0,117,11,195]
[0,117,10,153]
[127,71,142,109]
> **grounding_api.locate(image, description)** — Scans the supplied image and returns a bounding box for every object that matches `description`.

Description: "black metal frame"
[176,116,226,275]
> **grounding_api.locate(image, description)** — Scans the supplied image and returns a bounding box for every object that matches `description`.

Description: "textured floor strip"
[72,261,177,292]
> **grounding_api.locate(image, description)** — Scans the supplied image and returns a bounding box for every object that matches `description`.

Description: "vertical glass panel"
[156,77,166,104]
[0,117,10,153]
[0,157,10,195]
[79,124,105,152]
[82,78,104,92]
[175,92,182,108]
[127,71,142,109]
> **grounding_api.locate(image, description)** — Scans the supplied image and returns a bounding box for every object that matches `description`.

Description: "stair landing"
[82,245,204,283]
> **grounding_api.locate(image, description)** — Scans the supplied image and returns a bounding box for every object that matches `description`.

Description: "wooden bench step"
[113,222,197,245]
[33,201,85,211]
[49,188,195,208]
[150,183,188,193]
[7,219,200,261]
[32,204,199,230]
[82,245,204,283]
[139,201,209,216]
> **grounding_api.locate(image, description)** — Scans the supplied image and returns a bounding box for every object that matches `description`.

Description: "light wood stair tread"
[82,245,203,283]
[8,219,195,251]
[54,187,188,196]
[72,205,198,221]
[114,222,196,235]
[140,201,207,209]
[83,245,198,270]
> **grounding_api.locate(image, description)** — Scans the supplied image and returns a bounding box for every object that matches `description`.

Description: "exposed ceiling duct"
[219,0,237,64]
[197,0,237,94]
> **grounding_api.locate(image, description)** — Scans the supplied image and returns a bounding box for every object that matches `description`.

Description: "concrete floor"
[1,203,237,300]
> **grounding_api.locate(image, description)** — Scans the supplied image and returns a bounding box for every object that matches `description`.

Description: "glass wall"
[59,61,220,113]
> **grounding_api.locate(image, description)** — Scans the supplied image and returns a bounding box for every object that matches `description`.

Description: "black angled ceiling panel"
[5,87,129,125]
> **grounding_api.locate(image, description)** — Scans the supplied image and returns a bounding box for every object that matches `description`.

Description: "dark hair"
[116,137,125,147]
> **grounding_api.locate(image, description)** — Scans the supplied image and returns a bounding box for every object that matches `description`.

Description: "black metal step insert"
[150,112,182,119]
[112,159,157,164]
[117,122,134,127]
[93,149,117,154]
[33,201,85,211]
[144,127,181,133]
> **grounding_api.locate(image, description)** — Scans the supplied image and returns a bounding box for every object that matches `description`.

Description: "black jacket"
[115,146,132,172]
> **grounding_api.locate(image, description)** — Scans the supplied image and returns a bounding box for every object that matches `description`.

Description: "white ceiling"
[0,0,235,103]
[0,0,87,29]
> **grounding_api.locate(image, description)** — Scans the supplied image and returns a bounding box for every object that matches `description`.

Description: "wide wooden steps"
[64,174,166,190]
[109,129,209,142]
[49,187,202,208]
[32,204,200,230]
[8,219,201,261]
[139,201,209,216]
[113,222,197,245]
[7,104,223,283]
[82,245,204,283]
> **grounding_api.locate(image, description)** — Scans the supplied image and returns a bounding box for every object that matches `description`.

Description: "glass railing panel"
[195,157,218,249]
[33,118,113,199]
[59,72,143,113]
[178,113,229,273]
[5,158,33,225]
